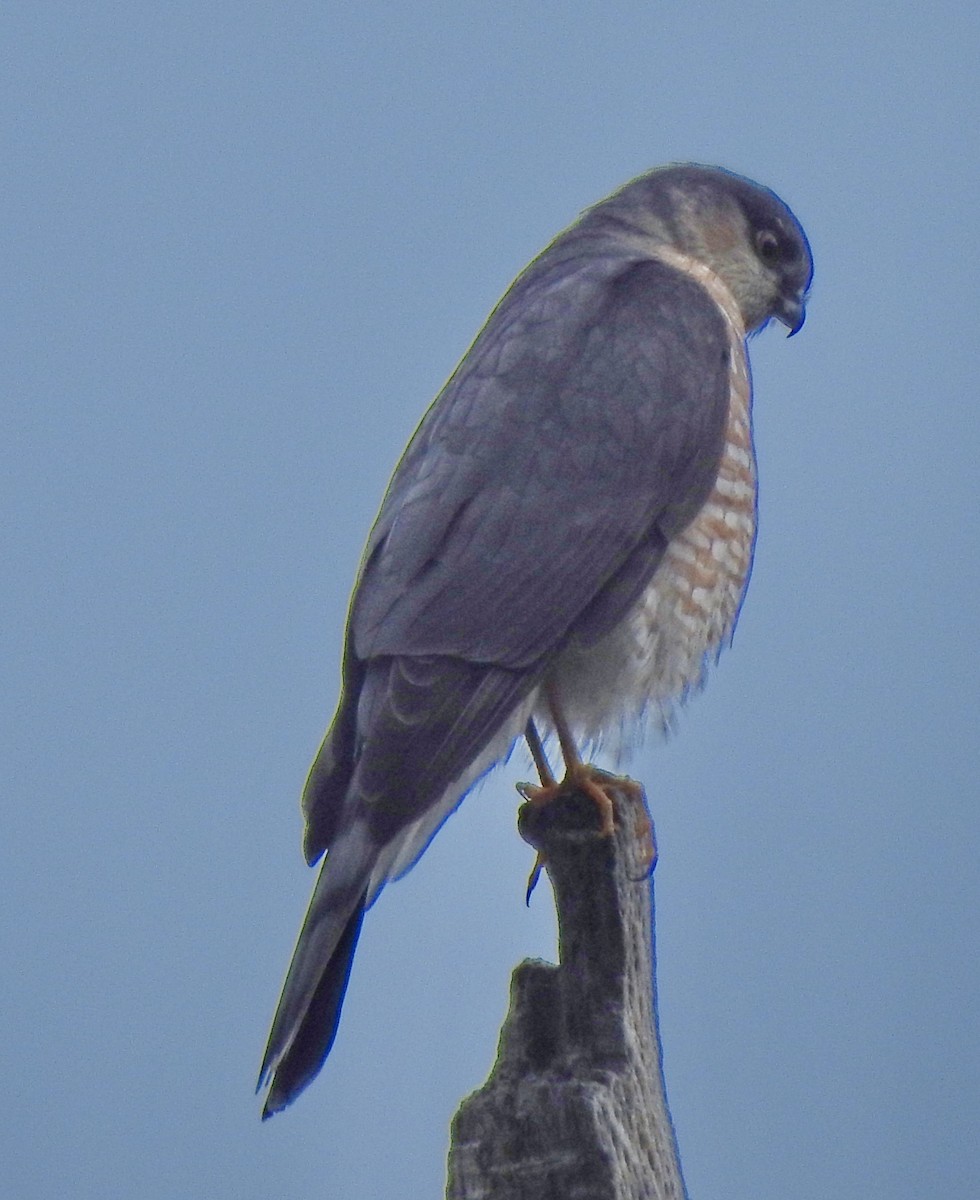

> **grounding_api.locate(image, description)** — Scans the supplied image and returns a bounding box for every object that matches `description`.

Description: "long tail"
[258,823,376,1117]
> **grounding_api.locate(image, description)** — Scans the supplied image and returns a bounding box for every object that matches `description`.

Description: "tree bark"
[446,777,687,1200]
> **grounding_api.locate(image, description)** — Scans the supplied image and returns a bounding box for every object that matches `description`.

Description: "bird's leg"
[518,682,653,896]
[544,679,620,836]
[520,718,554,902]
[523,717,556,788]
[518,681,634,835]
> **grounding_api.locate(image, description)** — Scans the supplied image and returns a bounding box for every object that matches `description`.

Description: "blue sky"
[3,3,978,1197]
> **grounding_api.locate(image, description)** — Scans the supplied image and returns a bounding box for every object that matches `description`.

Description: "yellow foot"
[518,766,651,897]
[518,762,641,836]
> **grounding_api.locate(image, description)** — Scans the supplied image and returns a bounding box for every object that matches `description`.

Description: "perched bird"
[258,163,813,1116]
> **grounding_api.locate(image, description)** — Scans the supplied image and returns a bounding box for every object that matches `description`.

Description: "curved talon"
[517,779,562,808]
[627,811,658,880]
[525,853,545,904]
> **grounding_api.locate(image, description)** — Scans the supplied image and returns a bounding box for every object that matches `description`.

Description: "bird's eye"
[755,229,781,266]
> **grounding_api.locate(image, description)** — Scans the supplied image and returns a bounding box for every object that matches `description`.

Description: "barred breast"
[548,255,757,748]
[627,321,755,724]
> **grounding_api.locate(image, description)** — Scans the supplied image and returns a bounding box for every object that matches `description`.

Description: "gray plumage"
[258,164,813,1116]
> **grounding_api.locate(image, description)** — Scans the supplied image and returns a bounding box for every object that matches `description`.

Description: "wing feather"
[352,254,731,668]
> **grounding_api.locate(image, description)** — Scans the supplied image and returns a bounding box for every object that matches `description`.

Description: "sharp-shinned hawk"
[258,163,813,1116]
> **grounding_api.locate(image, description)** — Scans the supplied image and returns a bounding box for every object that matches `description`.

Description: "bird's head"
[597,163,813,336]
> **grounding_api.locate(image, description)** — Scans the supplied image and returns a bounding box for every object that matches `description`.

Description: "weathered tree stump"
[446,777,687,1200]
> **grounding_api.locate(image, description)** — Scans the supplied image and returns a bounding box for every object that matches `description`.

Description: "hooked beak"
[775,291,807,337]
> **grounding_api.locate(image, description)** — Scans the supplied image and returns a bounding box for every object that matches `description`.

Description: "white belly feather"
[545,251,756,749]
